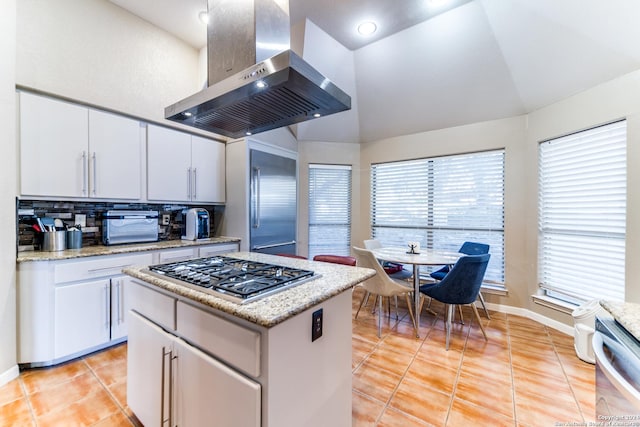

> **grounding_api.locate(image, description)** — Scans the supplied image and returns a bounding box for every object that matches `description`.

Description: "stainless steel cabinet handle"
[593,332,640,403]
[169,350,177,427]
[105,284,110,330]
[92,152,97,196]
[115,280,122,325]
[252,240,297,250]
[82,151,87,196]
[161,347,169,425]
[252,167,261,228]
[187,167,192,199]
[192,168,197,200]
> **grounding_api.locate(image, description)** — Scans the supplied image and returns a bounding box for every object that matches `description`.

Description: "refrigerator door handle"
[252,167,261,228]
[252,240,297,251]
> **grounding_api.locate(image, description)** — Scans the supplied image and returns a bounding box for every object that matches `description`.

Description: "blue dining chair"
[429,241,491,319]
[419,254,490,350]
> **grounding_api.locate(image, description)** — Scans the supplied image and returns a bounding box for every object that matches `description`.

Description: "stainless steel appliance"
[250,149,297,255]
[594,316,640,417]
[164,0,351,138]
[102,210,158,245]
[146,255,317,304]
[182,208,210,240]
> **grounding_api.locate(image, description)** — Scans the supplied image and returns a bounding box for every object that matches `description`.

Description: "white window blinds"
[538,120,626,303]
[371,150,505,285]
[308,164,352,259]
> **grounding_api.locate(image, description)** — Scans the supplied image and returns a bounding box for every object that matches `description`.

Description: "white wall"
[526,70,640,307]
[16,0,204,135]
[0,0,17,384]
[357,69,640,326]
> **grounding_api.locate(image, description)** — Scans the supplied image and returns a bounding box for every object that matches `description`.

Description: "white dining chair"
[353,247,419,338]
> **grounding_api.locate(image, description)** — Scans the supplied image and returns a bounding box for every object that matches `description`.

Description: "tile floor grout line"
[83,356,132,426]
[547,325,588,424]
[505,314,520,427]
[18,375,38,427]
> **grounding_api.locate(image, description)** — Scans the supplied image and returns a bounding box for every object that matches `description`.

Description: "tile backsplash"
[17,199,225,251]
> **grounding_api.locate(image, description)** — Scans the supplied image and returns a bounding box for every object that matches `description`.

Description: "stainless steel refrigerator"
[222,136,299,255]
[249,149,297,254]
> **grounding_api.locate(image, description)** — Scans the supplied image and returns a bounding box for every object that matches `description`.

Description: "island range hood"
[165,0,351,139]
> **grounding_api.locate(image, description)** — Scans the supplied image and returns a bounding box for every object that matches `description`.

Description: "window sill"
[531,294,577,315]
[480,284,508,297]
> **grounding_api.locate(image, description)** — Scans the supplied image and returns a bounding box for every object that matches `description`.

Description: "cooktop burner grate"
[146,256,317,304]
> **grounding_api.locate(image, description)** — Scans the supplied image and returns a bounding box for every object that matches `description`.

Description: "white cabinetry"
[18,252,153,366]
[19,92,142,200]
[147,124,225,203]
[127,291,260,427]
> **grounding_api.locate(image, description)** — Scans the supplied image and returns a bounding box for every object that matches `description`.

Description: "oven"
[594,316,640,418]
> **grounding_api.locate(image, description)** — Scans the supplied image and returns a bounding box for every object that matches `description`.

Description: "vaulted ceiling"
[109,0,640,143]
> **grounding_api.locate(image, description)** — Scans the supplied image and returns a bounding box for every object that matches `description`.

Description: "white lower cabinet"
[128,311,261,427]
[54,279,111,359]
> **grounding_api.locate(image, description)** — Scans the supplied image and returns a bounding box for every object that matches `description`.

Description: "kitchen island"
[123,251,375,427]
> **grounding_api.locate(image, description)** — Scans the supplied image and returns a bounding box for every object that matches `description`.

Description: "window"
[308,164,352,259]
[371,150,505,286]
[538,120,626,304]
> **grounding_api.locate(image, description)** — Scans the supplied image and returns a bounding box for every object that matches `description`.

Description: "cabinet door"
[147,125,192,202]
[175,338,261,427]
[191,135,226,203]
[20,92,89,198]
[89,110,142,199]
[54,279,111,359]
[127,311,174,427]
[110,277,128,340]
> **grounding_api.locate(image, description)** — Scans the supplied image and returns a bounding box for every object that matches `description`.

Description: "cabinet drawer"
[54,253,153,284]
[127,279,176,331]
[157,248,197,263]
[177,301,261,377]
[197,243,239,257]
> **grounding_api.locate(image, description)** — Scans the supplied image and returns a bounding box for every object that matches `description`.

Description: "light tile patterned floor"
[351,287,595,426]
[0,288,595,426]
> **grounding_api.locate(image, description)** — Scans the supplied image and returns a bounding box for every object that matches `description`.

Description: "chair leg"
[457,305,464,325]
[404,293,420,339]
[470,303,488,341]
[355,290,367,319]
[477,292,491,319]
[445,304,453,351]
[377,294,383,338]
[394,295,399,320]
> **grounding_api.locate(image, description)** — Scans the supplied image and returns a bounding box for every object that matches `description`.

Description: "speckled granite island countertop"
[16,237,241,262]
[600,300,640,342]
[123,251,376,328]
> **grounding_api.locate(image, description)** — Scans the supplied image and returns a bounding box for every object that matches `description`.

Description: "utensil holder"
[66,230,82,249]
[42,230,66,251]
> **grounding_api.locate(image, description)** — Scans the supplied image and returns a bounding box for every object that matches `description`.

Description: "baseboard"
[484,302,574,336]
[0,364,19,387]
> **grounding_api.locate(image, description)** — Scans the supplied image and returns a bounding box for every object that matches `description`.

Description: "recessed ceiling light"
[357,21,377,36]
[198,11,209,25]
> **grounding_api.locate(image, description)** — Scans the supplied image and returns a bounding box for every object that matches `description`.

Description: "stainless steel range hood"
[165,0,351,138]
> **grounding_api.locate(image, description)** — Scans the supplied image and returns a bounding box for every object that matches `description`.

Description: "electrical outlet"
[312,309,323,342]
[162,214,170,225]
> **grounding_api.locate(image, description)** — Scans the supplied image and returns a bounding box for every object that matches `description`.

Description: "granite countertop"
[600,300,640,342]
[123,251,376,328]
[16,236,241,262]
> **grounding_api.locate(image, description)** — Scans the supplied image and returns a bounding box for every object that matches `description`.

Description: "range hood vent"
[165,0,351,138]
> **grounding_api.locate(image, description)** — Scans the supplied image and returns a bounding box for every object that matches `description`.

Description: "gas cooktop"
[145,256,317,304]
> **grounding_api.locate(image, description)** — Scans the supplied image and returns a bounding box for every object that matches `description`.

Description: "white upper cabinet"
[88,110,142,199]
[19,92,142,200]
[147,125,225,203]
[20,92,89,198]
[191,135,225,203]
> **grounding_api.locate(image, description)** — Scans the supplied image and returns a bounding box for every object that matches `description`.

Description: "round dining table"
[370,247,462,330]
